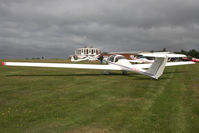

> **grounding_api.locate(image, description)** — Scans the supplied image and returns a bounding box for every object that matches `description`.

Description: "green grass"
[0,59,199,133]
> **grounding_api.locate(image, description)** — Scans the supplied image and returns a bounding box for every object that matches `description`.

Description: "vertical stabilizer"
[71,56,75,62]
[146,56,168,79]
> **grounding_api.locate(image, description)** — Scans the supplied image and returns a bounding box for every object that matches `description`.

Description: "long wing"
[132,61,195,69]
[140,53,186,58]
[2,62,122,70]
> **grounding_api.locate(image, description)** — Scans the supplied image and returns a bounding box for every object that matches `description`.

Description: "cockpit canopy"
[108,55,126,62]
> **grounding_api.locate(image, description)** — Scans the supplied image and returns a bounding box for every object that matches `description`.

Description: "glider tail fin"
[71,56,75,62]
[146,56,168,79]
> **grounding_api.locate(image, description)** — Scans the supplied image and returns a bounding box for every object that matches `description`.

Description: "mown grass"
[0,59,198,133]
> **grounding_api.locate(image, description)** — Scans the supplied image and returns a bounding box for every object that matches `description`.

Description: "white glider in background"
[131,53,187,64]
[2,54,195,79]
[140,53,186,58]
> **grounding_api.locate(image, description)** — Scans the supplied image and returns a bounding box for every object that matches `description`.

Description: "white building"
[75,47,101,56]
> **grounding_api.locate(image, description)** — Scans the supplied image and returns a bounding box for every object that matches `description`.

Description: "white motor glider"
[131,53,187,64]
[2,54,195,79]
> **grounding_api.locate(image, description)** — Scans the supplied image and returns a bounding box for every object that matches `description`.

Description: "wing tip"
[2,62,5,66]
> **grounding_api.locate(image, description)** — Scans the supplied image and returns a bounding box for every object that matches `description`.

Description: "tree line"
[175,49,199,58]
[152,48,199,58]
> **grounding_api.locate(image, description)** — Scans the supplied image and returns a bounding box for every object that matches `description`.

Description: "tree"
[188,49,199,58]
[162,48,167,52]
[175,49,199,58]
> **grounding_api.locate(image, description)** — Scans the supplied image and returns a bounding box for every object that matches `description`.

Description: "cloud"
[0,0,199,58]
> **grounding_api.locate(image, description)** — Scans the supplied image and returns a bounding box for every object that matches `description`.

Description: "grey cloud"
[0,0,199,58]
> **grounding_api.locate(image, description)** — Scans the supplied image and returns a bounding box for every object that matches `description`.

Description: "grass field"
[0,59,199,133]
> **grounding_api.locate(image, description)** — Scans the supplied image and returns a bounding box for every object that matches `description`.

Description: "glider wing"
[132,61,195,69]
[140,53,186,58]
[3,62,122,70]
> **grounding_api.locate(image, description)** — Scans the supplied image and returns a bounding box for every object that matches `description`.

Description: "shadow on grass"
[6,71,174,80]
[128,74,171,81]
[164,70,188,74]
[7,73,126,77]
[135,77,171,80]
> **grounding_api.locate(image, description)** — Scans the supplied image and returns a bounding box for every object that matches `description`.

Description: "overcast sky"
[0,0,199,58]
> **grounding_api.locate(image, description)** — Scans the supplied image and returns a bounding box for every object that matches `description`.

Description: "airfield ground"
[0,59,199,133]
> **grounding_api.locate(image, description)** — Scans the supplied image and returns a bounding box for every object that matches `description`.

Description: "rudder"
[146,56,168,79]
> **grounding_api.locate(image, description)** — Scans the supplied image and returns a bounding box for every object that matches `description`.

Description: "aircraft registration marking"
[131,67,139,72]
